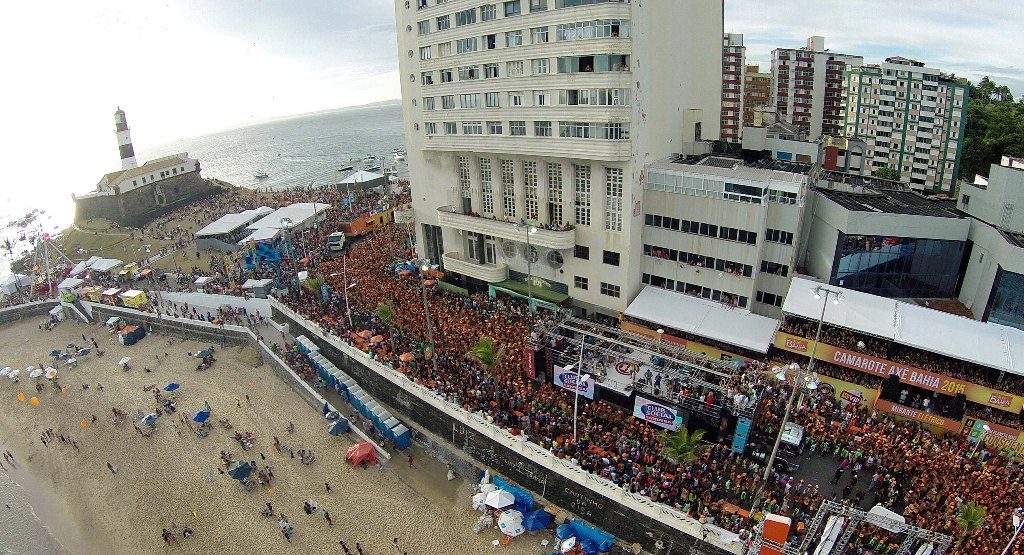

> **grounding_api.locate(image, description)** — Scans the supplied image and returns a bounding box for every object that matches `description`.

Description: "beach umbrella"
[76,348,91,357]
[140,413,158,427]
[328,419,349,436]
[29,396,39,406]
[227,461,253,481]
[8,368,20,380]
[45,368,57,380]
[119,357,131,367]
[522,510,552,532]
[49,349,62,358]
[192,409,211,423]
[0,367,10,377]
[399,352,415,363]
[484,489,516,509]
[29,368,43,379]
[196,349,213,359]
[497,509,525,538]
[66,343,76,350]
[357,330,373,339]
[370,335,384,344]
[164,383,180,392]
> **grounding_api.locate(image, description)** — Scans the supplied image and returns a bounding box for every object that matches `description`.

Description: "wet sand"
[0,317,544,554]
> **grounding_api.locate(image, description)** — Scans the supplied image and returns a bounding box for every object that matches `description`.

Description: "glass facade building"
[830,234,965,298]
[986,268,1024,331]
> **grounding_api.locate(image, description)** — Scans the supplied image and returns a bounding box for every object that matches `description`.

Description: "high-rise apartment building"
[772,36,862,140]
[743,64,770,125]
[843,56,968,194]
[395,0,723,318]
[721,33,745,142]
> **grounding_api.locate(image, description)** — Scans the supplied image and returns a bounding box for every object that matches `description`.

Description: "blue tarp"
[522,509,552,532]
[492,476,533,514]
[555,520,615,553]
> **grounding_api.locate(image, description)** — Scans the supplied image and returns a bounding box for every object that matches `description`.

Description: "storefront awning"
[624,286,779,353]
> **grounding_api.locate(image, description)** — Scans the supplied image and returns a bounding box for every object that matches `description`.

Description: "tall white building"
[721,33,745,143]
[395,0,723,317]
[771,36,863,140]
[843,57,968,194]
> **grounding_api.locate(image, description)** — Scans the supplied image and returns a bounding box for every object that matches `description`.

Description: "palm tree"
[955,501,986,552]
[467,336,506,416]
[660,427,707,464]
[375,301,394,326]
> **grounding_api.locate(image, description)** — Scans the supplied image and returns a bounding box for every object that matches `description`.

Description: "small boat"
[393,149,407,162]
[362,155,381,172]
[254,171,269,179]
[338,165,354,172]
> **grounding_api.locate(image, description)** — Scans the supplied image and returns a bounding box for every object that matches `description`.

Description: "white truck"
[327,231,346,253]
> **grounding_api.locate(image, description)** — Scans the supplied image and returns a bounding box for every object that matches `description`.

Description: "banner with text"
[632,396,683,431]
[961,417,1024,454]
[620,320,755,365]
[552,365,595,400]
[873,399,963,433]
[775,332,1024,413]
[524,347,536,380]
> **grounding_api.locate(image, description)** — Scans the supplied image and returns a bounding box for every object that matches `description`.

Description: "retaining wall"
[0,299,58,325]
[269,299,739,555]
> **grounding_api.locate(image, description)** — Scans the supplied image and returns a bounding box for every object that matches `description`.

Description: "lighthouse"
[114,107,137,170]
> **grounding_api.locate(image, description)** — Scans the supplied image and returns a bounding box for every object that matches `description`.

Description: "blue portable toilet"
[391,424,411,450]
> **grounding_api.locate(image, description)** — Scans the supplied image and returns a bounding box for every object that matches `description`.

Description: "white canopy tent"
[1,274,32,295]
[623,286,780,353]
[783,277,1024,376]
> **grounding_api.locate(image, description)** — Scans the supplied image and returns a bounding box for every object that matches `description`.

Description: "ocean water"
[0,470,70,554]
[0,100,406,279]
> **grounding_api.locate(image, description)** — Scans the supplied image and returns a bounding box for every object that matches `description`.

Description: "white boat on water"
[338,164,354,172]
[254,170,269,179]
[362,155,382,171]
[393,149,407,162]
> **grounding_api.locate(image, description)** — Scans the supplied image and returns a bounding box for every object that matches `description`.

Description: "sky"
[0,0,1020,225]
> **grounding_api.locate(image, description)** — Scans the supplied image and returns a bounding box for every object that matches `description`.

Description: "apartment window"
[444,122,458,134]
[441,95,455,109]
[481,4,497,21]
[534,121,552,136]
[604,167,623,232]
[459,93,480,108]
[600,282,620,298]
[463,121,483,134]
[483,63,500,78]
[557,54,629,73]
[485,92,501,107]
[440,68,453,82]
[456,37,478,54]
[501,159,516,218]
[417,20,430,35]
[530,26,549,44]
[533,90,552,106]
[423,96,436,110]
[508,91,525,106]
[602,250,620,266]
[530,0,548,11]
[531,58,549,75]
[421,71,435,85]
[438,42,452,57]
[760,261,789,276]
[487,121,503,134]
[765,228,794,245]
[458,156,472,211]
[548,163,564,226]
[756,291,783,307]
[574,276,588,290]
[556,19,630,41]
[574,163,591,226]
[436,15,450,30]
[458,65,480,80]
[480,158,495,213]
[574,244,589,259]
[455,8,477,26]
[524,161,539,219]
[483,33,497,50]
[502,120,525,136]
[504,0,521,17]
[505,30,523,47]
[425,122,438,135]
[419,46,432,60]
[507,60,525,77]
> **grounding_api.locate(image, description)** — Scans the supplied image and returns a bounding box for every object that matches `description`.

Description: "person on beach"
[323,509,333,526]
[325,482,332,494]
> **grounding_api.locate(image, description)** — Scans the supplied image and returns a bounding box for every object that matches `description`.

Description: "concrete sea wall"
[0,300,58,325]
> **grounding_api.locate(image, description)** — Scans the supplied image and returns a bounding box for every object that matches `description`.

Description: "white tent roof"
[241,278,273,289]
[88,258,123,273]
[246,202,330,231]
[339,170,384,184]
[101,287,121,296]
[236,227,281,245]
[194,276,214,285]
[195,206,273,237]
[120,289,145,298]
[782,276,1024,376]
[623,286,780,353]
[58,277,84,290]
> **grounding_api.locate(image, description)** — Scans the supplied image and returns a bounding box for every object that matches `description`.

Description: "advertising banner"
[552,365,595,400]
[620,320,755,365]
[815,374,879,409]
[873,399,962,433]
[961,417,1024,453]
[632,396,682,431]
[731,416,752,454]
[775,332,1024,413]
[523,347,536,380]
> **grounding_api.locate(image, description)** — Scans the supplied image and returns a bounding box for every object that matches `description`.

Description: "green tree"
[955,501,986,552]
[961,76,1024,182]
[660,427,707,464]
[872,166,901,181]
[466,336,507,415]
[375,301,394,326]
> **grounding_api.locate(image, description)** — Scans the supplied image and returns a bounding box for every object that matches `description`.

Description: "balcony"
[437,207,576,250]
[442,252,508,283]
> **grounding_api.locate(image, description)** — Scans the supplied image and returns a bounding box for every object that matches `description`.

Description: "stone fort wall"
[74,171,219,227]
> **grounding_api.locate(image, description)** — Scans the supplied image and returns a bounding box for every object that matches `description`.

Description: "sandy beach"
[0,316,544,554]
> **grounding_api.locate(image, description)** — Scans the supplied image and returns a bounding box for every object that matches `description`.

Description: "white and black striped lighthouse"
[114,107,137,170]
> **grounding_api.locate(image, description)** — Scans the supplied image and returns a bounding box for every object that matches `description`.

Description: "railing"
[441,251,508,283]
[436,207,576,250]
[269,297,743,554]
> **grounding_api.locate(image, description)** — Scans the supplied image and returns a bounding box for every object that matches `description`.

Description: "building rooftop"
[100,153,193,187]
[246,202,331,231]
[816,188,963,218]
[195,207,273,238]
[669,154,813,178]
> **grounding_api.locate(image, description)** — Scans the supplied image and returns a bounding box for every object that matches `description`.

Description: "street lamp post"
[1001,507,1024,555]
[570,337,589,442]
[750,286,838,517]
[516,222,538,311]
[971,424,992,458]
[419,258,441,378]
